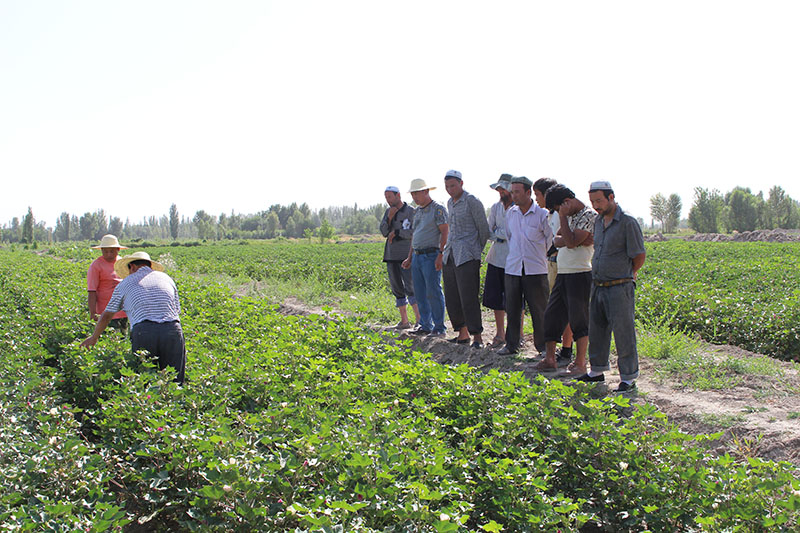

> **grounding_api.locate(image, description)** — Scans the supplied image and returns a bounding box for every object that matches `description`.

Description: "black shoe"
[575,373,605,383]
[556,355,571,367]
[448,337,470,344]
[496,346,518,355]
[471,341,484,349]
[410,327,431,336]
[616,381,636,393]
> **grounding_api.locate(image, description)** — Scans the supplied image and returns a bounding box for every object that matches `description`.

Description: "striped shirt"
[105,267,181,326]
[443,190,490,266]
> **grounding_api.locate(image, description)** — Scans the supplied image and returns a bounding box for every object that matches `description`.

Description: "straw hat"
[91,234,128,249]
[408,178,436,193]
[114,251,165,279]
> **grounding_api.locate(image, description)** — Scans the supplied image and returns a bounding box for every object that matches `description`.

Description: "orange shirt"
[87,257,127,319]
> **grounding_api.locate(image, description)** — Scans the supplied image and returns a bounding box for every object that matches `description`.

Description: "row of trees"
[649,185,800,234]
[1,202,388,244]
[688,185,800,233]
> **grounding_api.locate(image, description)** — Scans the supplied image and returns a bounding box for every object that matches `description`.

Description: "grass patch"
[638,316,790,391]
[696,412,746,428]
[788,412,800,420]
[638,317,741,390]
[719,354,783,377]
[200,272,400,323]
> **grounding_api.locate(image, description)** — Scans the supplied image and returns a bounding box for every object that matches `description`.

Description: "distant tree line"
[648,185,799,234]
[687,185,800,233]
[0,202,388,243]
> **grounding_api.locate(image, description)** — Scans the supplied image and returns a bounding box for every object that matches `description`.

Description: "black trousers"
[442,258,483,334]
[131,320,186,383]
[543,271,592,341]
[504,273,549,352]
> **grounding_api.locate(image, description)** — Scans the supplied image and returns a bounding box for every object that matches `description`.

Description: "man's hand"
[435,254,443,271]
[387,206,399,222]
[388,230,395,243]
[80,335,99,349]
[401,257,411,269]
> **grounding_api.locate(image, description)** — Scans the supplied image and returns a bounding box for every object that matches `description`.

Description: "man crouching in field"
[81,251,186,384]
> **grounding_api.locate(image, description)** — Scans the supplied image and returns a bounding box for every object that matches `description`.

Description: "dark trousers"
[543,271,592,342]
[442,258,483,335]
[588,283,639,381]
[504,273,549,352]
[131,320,186,384]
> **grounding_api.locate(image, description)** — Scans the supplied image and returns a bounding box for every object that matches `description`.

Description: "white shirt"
[556,206,596,273]
[505,202,553,276]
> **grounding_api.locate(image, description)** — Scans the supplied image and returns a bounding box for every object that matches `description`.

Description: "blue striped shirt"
[105,267,181,326]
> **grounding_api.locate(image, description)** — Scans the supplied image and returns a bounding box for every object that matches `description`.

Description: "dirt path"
[279,298,800,466]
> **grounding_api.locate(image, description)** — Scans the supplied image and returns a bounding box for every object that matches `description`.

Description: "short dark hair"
[128,259,152,269]
[545,184,575,211]
[533,178,557,195]
[588,188,614,199]
[512,178,532,193]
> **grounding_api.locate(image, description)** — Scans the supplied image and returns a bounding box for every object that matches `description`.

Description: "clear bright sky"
[2,1,799,228]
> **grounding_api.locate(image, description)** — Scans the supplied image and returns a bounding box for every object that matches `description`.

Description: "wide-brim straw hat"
[409,178,436,193]
[91,234,128,249]
[114,251,165,279]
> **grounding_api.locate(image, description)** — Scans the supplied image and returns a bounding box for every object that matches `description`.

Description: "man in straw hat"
[88,234,128,330]
[401,178,448,337]
[81,251,186,384]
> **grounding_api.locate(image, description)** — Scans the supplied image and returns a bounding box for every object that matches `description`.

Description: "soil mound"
[685,228,800,243]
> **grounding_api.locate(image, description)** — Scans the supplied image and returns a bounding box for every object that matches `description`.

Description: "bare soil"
[279,298,800,466]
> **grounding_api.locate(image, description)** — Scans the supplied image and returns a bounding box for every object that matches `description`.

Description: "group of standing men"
[381,171,645,392]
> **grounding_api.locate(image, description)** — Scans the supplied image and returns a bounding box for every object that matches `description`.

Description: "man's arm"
[558,212,592,249]
[379,210,392,238]
[80,310,115,348]
[632,252,646,280]
[471,198,490,248]
[436,224,448,271]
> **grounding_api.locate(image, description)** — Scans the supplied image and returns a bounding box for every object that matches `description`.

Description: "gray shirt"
[591,206,645,282]
[411,200,448,250]
[443,190,490,266]
[380,202,415,262]
[486,200,512,268]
